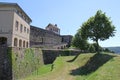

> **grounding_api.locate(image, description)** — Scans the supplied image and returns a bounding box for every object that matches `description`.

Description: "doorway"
[0,37,7,46]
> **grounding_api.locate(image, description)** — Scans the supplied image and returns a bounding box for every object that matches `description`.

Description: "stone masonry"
[30,25,73,49]
[0,46,12,80]
[30,25,65,49]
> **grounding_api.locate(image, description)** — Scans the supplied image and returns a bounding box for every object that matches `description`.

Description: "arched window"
[14,38,18,47]
[19,39,22,47]
[0,37,7,46]
[61,46,63,49]
[64,45,66,48]
[26,42,28,48]
[23,41,25,48]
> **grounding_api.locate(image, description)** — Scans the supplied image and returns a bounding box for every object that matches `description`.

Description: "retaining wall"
[0,47,81,80]
[0,46,12,80]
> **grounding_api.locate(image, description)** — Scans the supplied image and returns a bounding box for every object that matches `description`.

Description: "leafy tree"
[80,10,115,53]
[88,44,95,53]
[72,32,88,52]
[92,43,103,52]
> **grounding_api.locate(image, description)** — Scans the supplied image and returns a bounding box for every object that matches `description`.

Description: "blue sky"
[1,0,120,47]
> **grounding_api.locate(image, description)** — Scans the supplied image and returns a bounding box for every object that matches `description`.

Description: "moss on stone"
[7,48,44,80]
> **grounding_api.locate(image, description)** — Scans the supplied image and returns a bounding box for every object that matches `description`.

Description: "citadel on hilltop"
[0,2,72,49]
[0,2,75,80]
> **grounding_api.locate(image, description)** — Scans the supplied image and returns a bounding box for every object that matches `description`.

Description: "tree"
[92,43,103,52]
[88,44,95,53]
[72,32,88,52]
[80,10,115,53]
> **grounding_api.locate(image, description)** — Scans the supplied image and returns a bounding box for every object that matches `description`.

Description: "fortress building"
[0,2,73,80]
[0,2,32,47]
[62,35,73,47]
[45,23,60,35]
[30,25,62,49]
[0,2,72,49]
[30,24,70,49]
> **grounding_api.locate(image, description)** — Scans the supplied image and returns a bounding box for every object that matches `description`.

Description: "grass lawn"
[21,53,120,80]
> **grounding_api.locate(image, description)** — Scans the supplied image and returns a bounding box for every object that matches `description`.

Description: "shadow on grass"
[70,53,115,76]
[67,53,81,62]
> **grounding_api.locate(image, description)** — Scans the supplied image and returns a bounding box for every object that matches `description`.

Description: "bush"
[60,50,70,56]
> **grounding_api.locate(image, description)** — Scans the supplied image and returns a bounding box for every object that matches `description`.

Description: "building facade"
[61,35,73,47]
[0,3,72,49]
[30,24,73,49]
[0,2,32,47]
[45,23,60,35]
[30,25,65,49]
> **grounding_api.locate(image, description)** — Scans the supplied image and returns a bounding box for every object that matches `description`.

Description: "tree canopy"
[72,10,116,53]
[72,31,88,51]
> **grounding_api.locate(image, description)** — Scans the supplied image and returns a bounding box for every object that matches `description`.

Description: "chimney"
[55,24,57,26]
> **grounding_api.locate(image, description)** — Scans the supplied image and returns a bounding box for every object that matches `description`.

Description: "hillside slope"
[22,53,120,80]
[74,53,120,80]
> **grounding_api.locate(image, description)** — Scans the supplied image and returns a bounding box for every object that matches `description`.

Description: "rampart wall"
[30,26,62,48]
[0,46,12,80]
[0,47,81,80]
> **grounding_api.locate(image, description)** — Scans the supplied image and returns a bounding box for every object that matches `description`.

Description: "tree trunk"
[96,39,100,54]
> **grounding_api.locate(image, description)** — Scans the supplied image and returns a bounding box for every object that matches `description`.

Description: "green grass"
[22,53,120,80]
[75,53,120,80]
[32,64,52,75]
[22,56,67,80]
[30,57,65,76]
[79,54,120,80]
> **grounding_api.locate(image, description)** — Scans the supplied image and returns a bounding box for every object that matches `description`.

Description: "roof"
[30,25,60,36]
[0,2,32,23]
[46,23,60,29]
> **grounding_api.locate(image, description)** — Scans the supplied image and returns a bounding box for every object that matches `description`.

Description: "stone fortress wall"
[62,35,73,47]
[30,24,72,49]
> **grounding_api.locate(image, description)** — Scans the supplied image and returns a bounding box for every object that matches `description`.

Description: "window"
[50,28,52,31]
[0,37,7,46]
[27,28,29,34]
[15,21,19,31]
[18,12,22,17]
[24,26,26,33]
[20,24,23,33]
[14,38,18,47]
[19,39,22,47]
[23,41,25,47]
[26,18,29,24]
[26,42,28,48]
